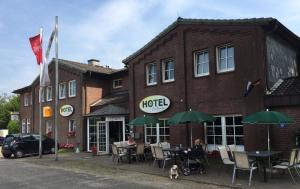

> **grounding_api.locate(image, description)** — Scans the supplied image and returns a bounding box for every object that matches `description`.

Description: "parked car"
[0,136,4,146]
[1,134,56,158]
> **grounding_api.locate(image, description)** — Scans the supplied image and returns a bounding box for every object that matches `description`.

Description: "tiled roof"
[122,17,278,63]
[12,85,31,94]
[268,77,300,96]
[57,59,120,75]
[91,91,129,107]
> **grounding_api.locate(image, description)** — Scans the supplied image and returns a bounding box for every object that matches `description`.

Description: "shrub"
[7,120,20,134]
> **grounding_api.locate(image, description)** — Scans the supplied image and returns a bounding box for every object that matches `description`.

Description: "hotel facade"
[14,18,300,154]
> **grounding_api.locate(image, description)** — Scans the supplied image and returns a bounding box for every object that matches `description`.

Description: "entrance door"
[109,121,123,144]
[96,121,108,154]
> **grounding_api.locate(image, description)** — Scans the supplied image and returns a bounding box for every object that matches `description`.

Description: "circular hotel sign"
[60,105,74,117]
[139,95,170,114]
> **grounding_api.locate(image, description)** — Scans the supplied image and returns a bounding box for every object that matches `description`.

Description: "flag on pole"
[29,31,50,86]
[243,79,261,97]
[29,34,42,64]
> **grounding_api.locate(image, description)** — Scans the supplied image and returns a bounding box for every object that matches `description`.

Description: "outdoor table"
[163,147,183,165]
[247,151,282,182]
[119,145,136,164]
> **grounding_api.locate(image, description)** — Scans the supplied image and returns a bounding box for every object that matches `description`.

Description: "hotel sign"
[60,105,74,117]
[139,95,170,114]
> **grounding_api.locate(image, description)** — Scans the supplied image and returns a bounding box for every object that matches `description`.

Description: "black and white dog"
[169,165,179,179]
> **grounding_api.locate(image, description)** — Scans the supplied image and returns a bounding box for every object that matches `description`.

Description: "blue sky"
[0,0,300,94]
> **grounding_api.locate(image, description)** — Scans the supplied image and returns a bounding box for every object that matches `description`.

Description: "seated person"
[127,136,136,146]
[190,138,206,173]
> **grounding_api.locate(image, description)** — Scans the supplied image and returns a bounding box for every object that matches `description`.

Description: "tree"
[0,94,20,129]
[7,120,20,134]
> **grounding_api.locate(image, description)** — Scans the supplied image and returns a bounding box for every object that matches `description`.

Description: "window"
[22,119,26,133]
[59,83,66,99]
[46,86,52,101]
[205,115,244,151]
[24,94,29,106]
[145,119,170,143]
[113,79,123,88]
[162,59,174,82]
[26,118,31,133]
[194,50,209,76]
[146,63,157,86]
[69,120,76,132]
[46,120,52,134]
[39,88,45,103]
[68,80,76,97]
[217,45,234,73]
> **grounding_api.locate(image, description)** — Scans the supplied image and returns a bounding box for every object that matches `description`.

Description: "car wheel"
[14,150,24,158]
[3,153,11,158]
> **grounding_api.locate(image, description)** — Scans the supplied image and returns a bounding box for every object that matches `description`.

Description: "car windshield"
[3,136,14,144]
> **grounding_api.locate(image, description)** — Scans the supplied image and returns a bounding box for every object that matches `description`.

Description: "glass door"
[96,121,108,154]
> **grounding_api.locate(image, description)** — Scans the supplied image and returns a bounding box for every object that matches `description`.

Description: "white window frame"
[22,119,26,133]
[144,119,170,143]
[46,86,52,101]
[216,44,235,73]
[194,50,210,77]
[146,63,157,86]
[69,119,76,132]
[24,94,29,106]
[26,118,31,133]
[205,115,244,152]
[59,82,66,99]
[68,80,76,97]
[39,88,45,103]
[46,120,52,134]
[113,79,123,89]
[162,59,175,83]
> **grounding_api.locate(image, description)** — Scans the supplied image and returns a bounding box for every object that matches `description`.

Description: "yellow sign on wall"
[43,106,53,118]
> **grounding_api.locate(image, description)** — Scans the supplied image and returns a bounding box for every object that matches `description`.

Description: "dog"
[169,165,179,180]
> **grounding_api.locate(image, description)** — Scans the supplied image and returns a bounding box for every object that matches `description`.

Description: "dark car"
[1,134,56,158]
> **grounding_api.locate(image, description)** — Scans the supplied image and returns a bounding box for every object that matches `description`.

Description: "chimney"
[88,59,101,66]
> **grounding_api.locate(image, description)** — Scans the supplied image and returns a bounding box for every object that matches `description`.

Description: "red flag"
[29,34,42,64]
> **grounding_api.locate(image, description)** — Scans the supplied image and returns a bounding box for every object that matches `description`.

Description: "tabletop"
[247,151,281,157]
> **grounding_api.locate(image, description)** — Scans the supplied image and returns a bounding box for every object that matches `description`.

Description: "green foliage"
[7,120,20,134]
[0,94,20,129]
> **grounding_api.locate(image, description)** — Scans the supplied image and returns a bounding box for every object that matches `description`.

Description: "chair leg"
[232,166,236,184]
[287,168,296,184]
[249,169,254,187]
[152,159,156,167]
[294,166,300,178]
[163,160,166,170]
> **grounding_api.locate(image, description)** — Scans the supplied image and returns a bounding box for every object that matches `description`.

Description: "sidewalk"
[22,152,300,189]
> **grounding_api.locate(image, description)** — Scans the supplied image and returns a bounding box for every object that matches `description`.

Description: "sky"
[0,0,300,94]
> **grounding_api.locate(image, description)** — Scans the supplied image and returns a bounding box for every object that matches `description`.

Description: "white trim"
[46,86,52,101]
[68,80,76,97]
[216,44,235,73]
[146,63,157,86]
[194,50,210,77]
[87,118,90,152]
[162,59,175,83]
[59,82,66,99]
[113,79,123,89]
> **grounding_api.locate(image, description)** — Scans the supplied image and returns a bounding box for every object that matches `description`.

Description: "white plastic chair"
[272,149,299,183]
[232,151,258,187]
[111,144,126,164]
[153,146,172,169]
[218,146,234,165]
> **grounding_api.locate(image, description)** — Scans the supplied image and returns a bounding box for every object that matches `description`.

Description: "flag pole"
[54,16,59,161]
[39,27,43,159]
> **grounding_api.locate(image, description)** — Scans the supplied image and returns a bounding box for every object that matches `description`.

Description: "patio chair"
[133,143,145,161]
[218,146,234,165]
[295,149,300,174]
[111,144,126,164]
[232,151,258,187]
[272,149,299,183]
[153,146,172,169]
[159,142,171,157]
[226,144,237,160]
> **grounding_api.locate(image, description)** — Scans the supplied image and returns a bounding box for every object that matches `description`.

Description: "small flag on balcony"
[244,79,261,97]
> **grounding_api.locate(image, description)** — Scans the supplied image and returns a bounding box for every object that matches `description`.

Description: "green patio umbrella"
[242,109,295,151]
[168,109,215,146]
[129,115,160,126]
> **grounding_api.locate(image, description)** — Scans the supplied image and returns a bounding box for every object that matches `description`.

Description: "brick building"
[13,59,128,151]
[123,18,300,153]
